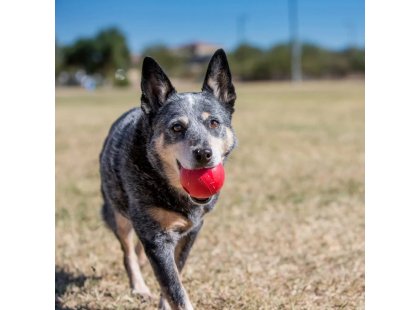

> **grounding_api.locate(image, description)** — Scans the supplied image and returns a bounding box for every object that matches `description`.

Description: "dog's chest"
[147,205,206,234]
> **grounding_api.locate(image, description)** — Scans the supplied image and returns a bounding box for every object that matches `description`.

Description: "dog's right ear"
[202,49,236,108]
[141,57,176,114]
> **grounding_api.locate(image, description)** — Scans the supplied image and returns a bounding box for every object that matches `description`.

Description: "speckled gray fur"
[100,49,237,310]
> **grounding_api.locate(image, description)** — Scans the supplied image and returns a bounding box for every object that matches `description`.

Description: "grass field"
[56,80,365,309]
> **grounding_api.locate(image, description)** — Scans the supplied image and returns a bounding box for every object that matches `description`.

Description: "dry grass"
[56,80,364,309]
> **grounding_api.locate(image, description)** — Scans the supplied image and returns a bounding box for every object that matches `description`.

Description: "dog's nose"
[193,148,213,165]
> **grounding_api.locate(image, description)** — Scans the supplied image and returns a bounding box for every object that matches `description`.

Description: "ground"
[56,80,365,309]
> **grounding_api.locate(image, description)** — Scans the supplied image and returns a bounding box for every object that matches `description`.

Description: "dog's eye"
[209,119,220,129]
[172,123,184,132]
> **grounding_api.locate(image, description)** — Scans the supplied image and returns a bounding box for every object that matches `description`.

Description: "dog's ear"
[202,49,236,108]
[141,57,176,114]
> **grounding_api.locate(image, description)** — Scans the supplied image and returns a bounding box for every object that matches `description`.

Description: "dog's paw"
[158,297,171,310]
[131,288,155,301]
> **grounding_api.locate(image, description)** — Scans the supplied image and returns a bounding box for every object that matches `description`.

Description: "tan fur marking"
[135,241,148,266]
[208,127,235,160]
[201,112,210,120]
[155,134,183,190]
[208,135,224,155]
[113,211,152,297]
[178,116,189,125]
[148,207,192,232]
[224,127,235,153]
[114,212,134,250]
[207,78,220,100]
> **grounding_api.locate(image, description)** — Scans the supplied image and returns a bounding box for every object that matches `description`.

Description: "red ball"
[180,163,225,199]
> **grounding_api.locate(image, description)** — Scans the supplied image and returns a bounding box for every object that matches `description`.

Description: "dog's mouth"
[176,159,215,170]
[176,160,214,205]
[189,196,212,205]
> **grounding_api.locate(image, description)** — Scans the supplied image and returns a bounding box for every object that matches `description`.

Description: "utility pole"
[288,0,302,82]
[346,21,357,48]
[237,15,247,44]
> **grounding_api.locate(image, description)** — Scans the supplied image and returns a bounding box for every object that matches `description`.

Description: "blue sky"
[56,0,364,52]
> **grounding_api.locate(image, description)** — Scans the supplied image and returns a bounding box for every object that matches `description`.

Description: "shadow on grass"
[55,265,101,310]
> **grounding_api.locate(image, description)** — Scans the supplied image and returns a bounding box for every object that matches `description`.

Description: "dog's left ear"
[202,49,236,108]
[141,57,176,114]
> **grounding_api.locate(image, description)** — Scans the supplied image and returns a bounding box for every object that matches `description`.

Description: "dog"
[100,49,237,310]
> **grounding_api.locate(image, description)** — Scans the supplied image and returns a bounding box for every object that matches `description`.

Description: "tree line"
[56,28,131,86]
[56,27,364,86]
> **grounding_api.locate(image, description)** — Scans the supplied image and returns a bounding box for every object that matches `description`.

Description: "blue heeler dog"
[100,49,237,310]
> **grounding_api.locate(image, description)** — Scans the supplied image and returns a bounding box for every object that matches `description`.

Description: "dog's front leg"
[175,221,203,273]
[142,236,193,310]
[154,222,203,309]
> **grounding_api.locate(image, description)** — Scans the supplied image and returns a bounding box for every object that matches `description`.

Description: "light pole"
[237,14,247,44]
[289,0,302,81]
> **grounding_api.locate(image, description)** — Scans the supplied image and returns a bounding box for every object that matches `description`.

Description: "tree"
[95,28,131,77]
[55,39,64,76]
[63,38,100,73]
[61,27,131,85]
[229,43,265,80]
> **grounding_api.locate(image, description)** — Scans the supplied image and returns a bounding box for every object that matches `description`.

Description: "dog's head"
[141,49,237,199]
